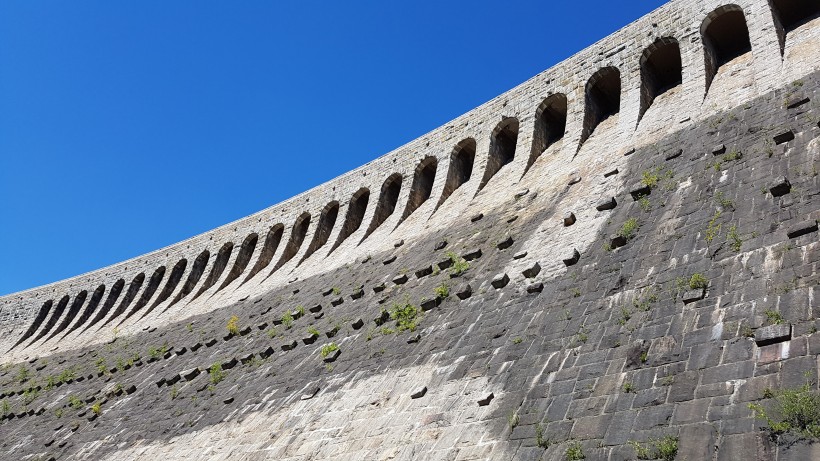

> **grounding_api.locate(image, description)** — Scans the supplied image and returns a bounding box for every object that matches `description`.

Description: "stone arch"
[87,278,124,330]
[218,233,259,290]
[768,0,820,55]
[301,202,340,264]
[330,188,370,254]
[27,295,70,347]
[44,289,89,343]
[192,243,233,300]
[362,173,402,241]
[437,138,476,209]
[580,67,621,148]
[169,250,210,307]
[272,212,311,272]
[120,266,166,324]
[701,5,752,96]
[478,118,519,192]
[61,284,106,339]
[244,225,284,283]
[143,258,188,317]
[102,273,145,328]
[399,156,438,225]
[9,299,53,351]
[528,94,567,172]
[638,37,682,123]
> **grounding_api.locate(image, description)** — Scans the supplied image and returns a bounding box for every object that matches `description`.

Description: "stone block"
[563,211,576,227]
[302,334,318,345]
[712,144,726,155]
[682,288,705,304]
[308,304,322,313]
[629,183,651,200]
[526,282,544,293]
[281,340,297,352]
[491,273,509,289]
[496,236,514,250]
[351,318,364,330]
[456,284,472,300]
[603,168,619,178]
[415,266,433,279]
[180,368,200,381]
[392,274,409,285]
[477,392,494,406]
[331,297,344,306]
[769,176,791,197]
[323,349,341,363]
[562,248,580,266]
[513,250,527,259]
[434,240,448,251]
[567,172,581,185]
[470,213,484,222]
[411,386,427,399]
[522,262,541,279]
[463,248,482,261]
[773,130,795,145]
[754,324,791,346]
[595,196,617,211]
[786,220,818,239]
[665,149,682,160]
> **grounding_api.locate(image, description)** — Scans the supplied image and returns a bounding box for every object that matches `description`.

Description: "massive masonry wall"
[1,0,819,460]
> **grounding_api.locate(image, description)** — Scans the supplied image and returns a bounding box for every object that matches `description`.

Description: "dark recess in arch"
[61,284,106,339]
[579,67,621,149]
[218,233,258,290]
[768,0,820,55]
[43,289,89,343]
[271,213,311,273]
[639,38,682,124]
[86,278,124,330]
[436,139,476,210]
[101,273,145,329]
[478,118,519,192]
[398,157,437,225]
[330,189,369,254]
[243,225,283,284]
[169,251,210,307]
[192,243,234,300]
[27,295,70,347]
[300,202,339,264]
[8,299,53,351]
[119,266,166,324]
[141,259,188,318]
[362,173,402,241]
[528,95,567,172]
[702,5,752,95]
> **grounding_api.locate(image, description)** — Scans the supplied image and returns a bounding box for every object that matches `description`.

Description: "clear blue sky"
[0,1,667,296]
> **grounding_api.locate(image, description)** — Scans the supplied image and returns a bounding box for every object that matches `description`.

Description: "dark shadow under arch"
[101,273,145,329]
[141,259,188,318]
[119,266,166,325]
[478,118,519,192]
[243,225,283,284]
[8,299,53,351]
[580,67,621,149]
[639,37,682,124]
[218,234,259,290]
[399,157,438,226]
[527,95,567,173]
[27,295,70,347]
[702,5,752,95]
[300,202,339,264]
[330,189,369,254]
[44,290,89,343]
[271,212,311,273]
[192,243,233,301]
[61,284,106,339]
[768,0,820,55]
[362,174,402,242]
[169,251,210,308]
[87,278,124,330]
[437,139,476,210]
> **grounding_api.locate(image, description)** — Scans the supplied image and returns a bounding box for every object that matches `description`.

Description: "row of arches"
[9,2,819,354]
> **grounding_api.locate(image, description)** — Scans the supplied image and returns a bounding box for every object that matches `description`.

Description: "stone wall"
[1,0,819,459]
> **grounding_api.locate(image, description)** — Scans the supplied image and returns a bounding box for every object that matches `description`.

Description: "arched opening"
[528,95,567,171]
[580,67,621,147]
[301,202,339,263]
[272,212,311,272]
[192,243,233,300]
[399,157,438,224]
[437,139,476,209]
[61,284,106,339]
[702,5,752,95]
[479,118,519,191]
[330,189,370,253]
[87,278,124,329]
[144,258,188,316]
[362,173,402,241]
[28,295,70,346]
[243,225,283,283]
[44,290,89,342]
[169,251,210,307]
[769,0,820,54]
[9,300,53,350]
[639,38,682,123]
[120,266,166,324]
[219,233,258,290]
[102,273,145,328]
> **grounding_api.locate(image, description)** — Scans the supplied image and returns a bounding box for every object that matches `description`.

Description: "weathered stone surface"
[595,196,617,211]
[562,248,580,266]
[786,220,818,239]
[755,324,791,346]
[410,386,427,399]
[491,273,509,289]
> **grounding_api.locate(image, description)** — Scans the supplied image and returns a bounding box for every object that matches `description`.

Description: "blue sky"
[0,1,667,296]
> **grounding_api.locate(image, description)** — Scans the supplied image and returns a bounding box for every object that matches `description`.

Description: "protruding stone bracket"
[773,130,795,145]
[522,262,541,279]
[754,324,791,347]
[411,386,428,399]
[491,273,509,289]
[595,197,617,211]
[477,392,494,406]
[563,211,576,227]
[786,220,818,239]
[769,176,791,197]
[681,288,705,304]
[496,237,514,250]
[629,183,651,201]
[562,248,580,267]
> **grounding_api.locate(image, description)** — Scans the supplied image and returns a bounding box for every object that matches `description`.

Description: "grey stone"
[477,392,494,406]
[513,250,528,259]
[522,262,541,279]
[754,324,791,346]
[595,196,617,211]
[393,274,409,285]
[463,248,482,261]
[323,349,341,363]
[180,368,200,381]
[563,211,576,226]
[682,288,705,303]
[491,273,509,289]
[411,386,428,399]
[712,143,726,155]
[496,236,514,250]
[526,282,544,293]
[562,248,580,266]
[773,130,795,145]
[629,182,651,200]
[456,284,472,300]
[786,220,818,239]
[769,176,791,197]
[382,255,396,265]
[351,318,364,330]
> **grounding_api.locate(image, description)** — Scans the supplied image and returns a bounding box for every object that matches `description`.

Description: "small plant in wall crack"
[565,440,585,460]
[508,410,520,429]
[226,315,240,336]
[320,342,339,358]
[535,421,551,449]
[628,436,678,461]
